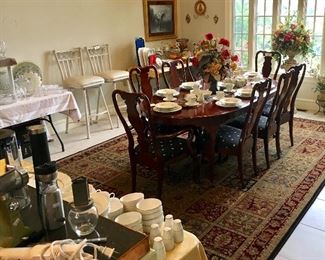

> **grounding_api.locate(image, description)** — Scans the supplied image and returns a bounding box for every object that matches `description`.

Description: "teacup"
[164,93,174,101]
[185,93,197,105]
[224,83,235,92]
[215,91,225,100]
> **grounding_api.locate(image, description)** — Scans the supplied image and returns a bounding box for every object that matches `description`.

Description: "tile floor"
[46,110,325,260]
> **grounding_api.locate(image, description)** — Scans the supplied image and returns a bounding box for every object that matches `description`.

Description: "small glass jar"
[68,199,98,237]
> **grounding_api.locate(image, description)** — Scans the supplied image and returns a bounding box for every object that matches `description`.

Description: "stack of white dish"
[107,197,124,220]
[136,198,164,233]
[115,211,143,232]
[120,192,144,212]
[216,97,242,107]
[153,102,182,113]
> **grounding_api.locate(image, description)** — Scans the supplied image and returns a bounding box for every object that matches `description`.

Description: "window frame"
[230,0,325,74]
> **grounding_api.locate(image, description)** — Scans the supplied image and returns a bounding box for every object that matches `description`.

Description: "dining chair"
[215,79,272,187]
[255,50,282,80]
[53,47,112,139]
[228,71,295,169]
[276,63,306,153]
[85,44,131,127]
[112,89,198,198]
[161,59,186,89]
[185,57,201,82]
[129,65,160,101]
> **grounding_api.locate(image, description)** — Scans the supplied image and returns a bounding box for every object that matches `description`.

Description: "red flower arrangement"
[193,33,239,80]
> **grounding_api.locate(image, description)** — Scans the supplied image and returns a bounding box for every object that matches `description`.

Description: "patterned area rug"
[57,118,325,259]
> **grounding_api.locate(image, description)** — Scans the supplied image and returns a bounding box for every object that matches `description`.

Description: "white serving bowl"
[136,198,162,215]
[107,197,124,220]
[115,211,142,227]
[142,214,164,226]
[120,192,144,211]
[220,97,241,106]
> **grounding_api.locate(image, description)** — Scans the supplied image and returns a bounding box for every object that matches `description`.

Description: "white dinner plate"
[155,89,179,97]
[153,105,182,113]
[154,102,179,111]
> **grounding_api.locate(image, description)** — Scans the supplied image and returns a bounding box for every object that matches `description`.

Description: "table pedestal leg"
[202,126,218,182]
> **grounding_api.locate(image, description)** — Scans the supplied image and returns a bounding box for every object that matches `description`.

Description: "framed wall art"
[143,0,177,41]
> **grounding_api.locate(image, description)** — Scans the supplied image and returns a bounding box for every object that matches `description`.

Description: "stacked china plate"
[153,102,182,113]
[136,198,164,233]
[155,88,179,97]
[115,211,143,232]
[216,97,242,107]
[120,192,144,212]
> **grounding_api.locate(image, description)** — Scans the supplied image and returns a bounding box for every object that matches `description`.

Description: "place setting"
[152,101,182,113]
[215,97,243,108]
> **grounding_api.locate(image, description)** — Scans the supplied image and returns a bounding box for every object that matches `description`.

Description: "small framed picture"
[143,0,177,41]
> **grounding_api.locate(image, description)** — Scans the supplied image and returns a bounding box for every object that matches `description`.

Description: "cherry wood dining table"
[151,80,277,179]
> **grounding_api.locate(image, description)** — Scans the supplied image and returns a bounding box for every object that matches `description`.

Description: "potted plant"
[315,75,325,100]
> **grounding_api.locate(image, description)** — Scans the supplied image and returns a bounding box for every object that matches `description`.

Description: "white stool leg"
[86,90,92,125]
[83,89,91,139]
[95,87,101,122]
[99,86,113,129]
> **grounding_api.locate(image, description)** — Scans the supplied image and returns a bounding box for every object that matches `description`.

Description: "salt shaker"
[164,214,173,229]
[152,236,166,260]
[162,227,174,251]
[149,223,161,247]
[173,219,184,243]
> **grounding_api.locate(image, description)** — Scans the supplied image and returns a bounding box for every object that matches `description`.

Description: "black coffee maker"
[0,129,34,247]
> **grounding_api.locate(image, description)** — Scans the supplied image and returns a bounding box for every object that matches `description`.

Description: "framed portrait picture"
[143,0,177,41]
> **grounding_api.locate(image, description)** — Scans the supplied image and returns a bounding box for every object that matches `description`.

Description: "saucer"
[185,102,200,107]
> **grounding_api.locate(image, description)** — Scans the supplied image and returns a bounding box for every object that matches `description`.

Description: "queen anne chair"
[215,79,272,186]
[161,59,186,89]
[276,63,306,153]
[255,50,282,80]
[112,89,198,198]
[53,47,112,139]
[86,44,131,127]
[129,65,160,101]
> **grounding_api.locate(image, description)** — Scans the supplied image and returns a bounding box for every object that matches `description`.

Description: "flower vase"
[208,75,218,95]
[282,50,299,71]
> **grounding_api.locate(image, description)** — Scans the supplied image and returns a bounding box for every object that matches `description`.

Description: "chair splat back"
[255,50,282,80]
[129,65,160,101]
[241,79,272,140]
[112,90,153,150]
[53,48,85,80]
[162,59,186,89]
[86,44,112,74]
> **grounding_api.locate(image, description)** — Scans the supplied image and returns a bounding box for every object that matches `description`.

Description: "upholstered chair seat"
[216,125,242,149]
[96,70,129,82]
[62,75,104,89]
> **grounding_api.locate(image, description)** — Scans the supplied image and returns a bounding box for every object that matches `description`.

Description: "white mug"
[215,91,224,100]
[173,219,184,243]
[149,223,161,247]
[164,214,173,229]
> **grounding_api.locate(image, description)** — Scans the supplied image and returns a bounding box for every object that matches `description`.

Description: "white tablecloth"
[142,231,208,260]
[0,88,81,128]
